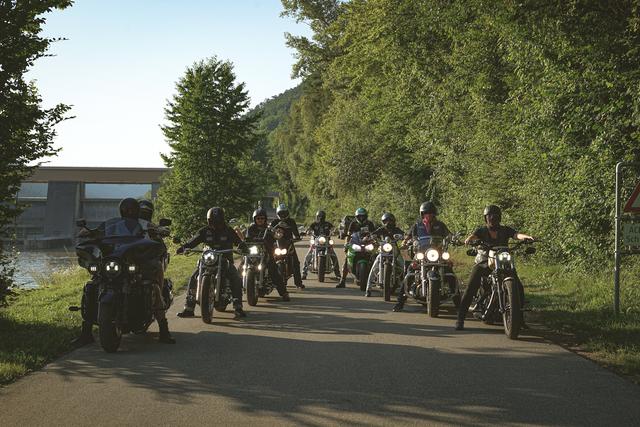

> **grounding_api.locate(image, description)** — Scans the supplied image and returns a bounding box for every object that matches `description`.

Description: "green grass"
[0,254,195,385]
[451,250,640,382]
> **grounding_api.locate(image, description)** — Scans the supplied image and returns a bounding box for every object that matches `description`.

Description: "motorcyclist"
[302,210,341,280]
[393,201,453,312]
[365,212,405,295]
[337,207,377,288]
[245,208,290,301]
[269,203,304,290]
[176,207,248,319]
[455,205,534,330]
[72,198,175,345]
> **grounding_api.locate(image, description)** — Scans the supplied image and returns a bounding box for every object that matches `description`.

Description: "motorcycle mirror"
[466,248,477,257]
[75,218,87,228]
[158,218,171,227]
[525,246,536,255]
[172,237,181,244]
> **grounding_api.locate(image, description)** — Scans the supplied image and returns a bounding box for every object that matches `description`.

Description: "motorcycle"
[405,234,461,317]
[308,234,336,282]
[345,231,377,292]
[241,241,276,306]
[366,233,405,301]
[178,245,238,324]
[466,239,536,339]
[72,218,173,352]
[272,221,297,287]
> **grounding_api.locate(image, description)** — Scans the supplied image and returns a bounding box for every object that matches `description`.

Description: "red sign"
[624,182,640,213]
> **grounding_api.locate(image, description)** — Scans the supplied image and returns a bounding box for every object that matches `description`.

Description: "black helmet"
[420,201,437,216]
[207,207,225,227]
[381,212,396,227]
[252,207,267,222]
[483,205,502,222]
[354,207,368,223]
[119,198,140,219]
[138,199,154,222]
[316,210,326,222]
[276,203,289,219]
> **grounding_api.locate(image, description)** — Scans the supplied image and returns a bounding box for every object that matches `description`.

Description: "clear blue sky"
[28,0,310,167]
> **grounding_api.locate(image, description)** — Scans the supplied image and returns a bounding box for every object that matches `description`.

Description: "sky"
[28,0,310,168]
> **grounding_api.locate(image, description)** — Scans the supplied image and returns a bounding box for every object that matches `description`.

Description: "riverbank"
[0,255,194,385]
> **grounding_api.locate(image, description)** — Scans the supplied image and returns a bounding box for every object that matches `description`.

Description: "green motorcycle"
[346,231,377,291]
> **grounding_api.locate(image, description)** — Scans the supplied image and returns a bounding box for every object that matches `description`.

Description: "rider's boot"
[281,292,291,302]
[158,318,176,344]
[392,301,404,312]
[71,321,95,346]
[301,272,307,280]
[336,278,346,288]
[455,311,465,331]
[233,300,247,319]
[177,293,196,317]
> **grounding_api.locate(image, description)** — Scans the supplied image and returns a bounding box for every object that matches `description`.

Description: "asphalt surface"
[1,242,640,426]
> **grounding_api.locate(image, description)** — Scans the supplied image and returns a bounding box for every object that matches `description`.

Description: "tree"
[0,0,73,303]
[157,57,262,238]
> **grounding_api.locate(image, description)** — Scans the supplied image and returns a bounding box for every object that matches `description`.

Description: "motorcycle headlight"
[497,252,512,262]
[310,238,315,245]
[382,243,393,253]
[128,264,137,273]
[258,264,263,271]
[281,248,287,255]
[104,261,121,277]
[365,244,375,252]
[318,236,327,244]
[329,239,334,245]
[249,245,259,255]
[441,252,450,261]
[274,248,281,256]
[415,252,425,260]
[89,264,99,273]
[352,244,362,252]
[426,249,439,262]
[203,251,216,263]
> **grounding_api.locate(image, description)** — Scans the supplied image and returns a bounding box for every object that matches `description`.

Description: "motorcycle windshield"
[413,236,444,252]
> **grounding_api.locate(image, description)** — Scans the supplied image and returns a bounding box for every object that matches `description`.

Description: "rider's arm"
[182,228,205,250]
[231,227,249,252]
[515,232,534,241]
[290,219,301,240]
[464,233,479,245]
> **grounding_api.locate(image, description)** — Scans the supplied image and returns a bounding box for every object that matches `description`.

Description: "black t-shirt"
[183,225,246,261]
[270,218,300,240]
[346,220,377,238]
[308,221,333,237]
[473,225,517,247]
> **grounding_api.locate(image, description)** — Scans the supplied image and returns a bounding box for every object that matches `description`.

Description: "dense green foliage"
[272,0,640,264]
[0,0,72,303]
[157,57,263,238]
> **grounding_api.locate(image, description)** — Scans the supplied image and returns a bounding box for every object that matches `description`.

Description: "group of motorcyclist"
[72,196,534,346]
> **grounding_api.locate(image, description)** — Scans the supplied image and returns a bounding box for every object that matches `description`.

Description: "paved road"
[1,243,639,426]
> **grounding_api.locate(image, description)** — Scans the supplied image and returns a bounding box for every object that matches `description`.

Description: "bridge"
[13,166,279,248]
[14,166,166,248]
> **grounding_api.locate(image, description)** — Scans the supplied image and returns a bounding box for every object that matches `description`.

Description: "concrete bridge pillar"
[43,181,80,239]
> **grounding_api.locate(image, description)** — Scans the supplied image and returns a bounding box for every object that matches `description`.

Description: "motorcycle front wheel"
[200,275,214,324]
[383,263,392,302]
[98,303,122,353]
[358,263,368,292]
[318,255,326,282]
[503,279,522,339]
[427,279,440,318]
[245,270,258,306]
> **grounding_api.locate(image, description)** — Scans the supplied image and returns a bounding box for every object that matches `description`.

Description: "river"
[11,249,77,289]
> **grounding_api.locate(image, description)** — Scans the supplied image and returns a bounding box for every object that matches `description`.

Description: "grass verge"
[0,254,195,385]
[451,250,640,383]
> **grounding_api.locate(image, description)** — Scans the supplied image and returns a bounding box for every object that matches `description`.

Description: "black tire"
[358,263,368,292]
[278,262,288,287]
[200,275,214,324]
[246,270,258,306]
[383,263,392,302]
[452,293,461,308]
[503,279,522,339]
[98,304,121,353]
[427,279,440,318]
[318,255,326,282]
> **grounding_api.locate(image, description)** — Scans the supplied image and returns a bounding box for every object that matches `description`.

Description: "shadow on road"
[49,331,640,426]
